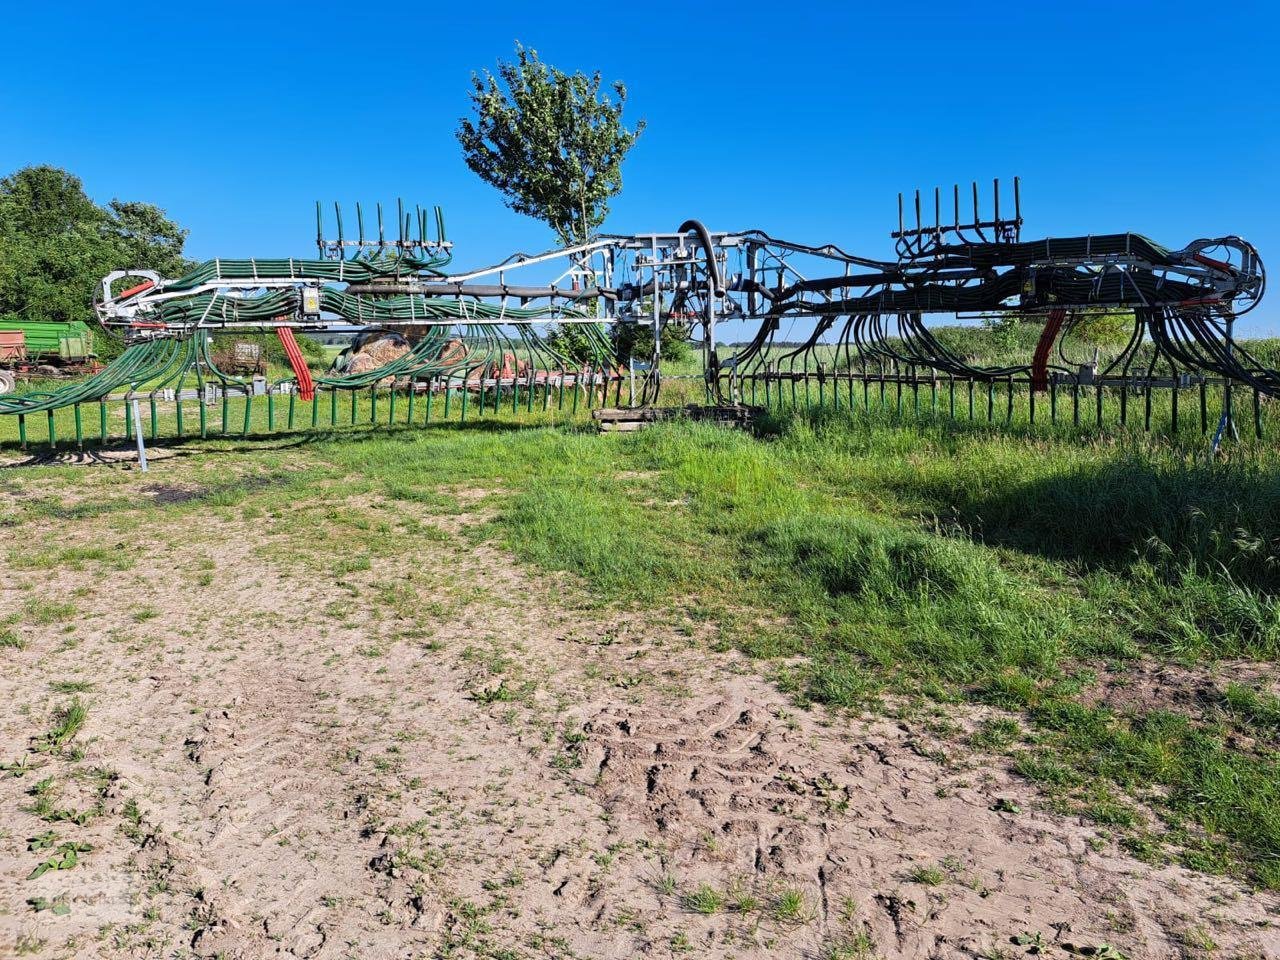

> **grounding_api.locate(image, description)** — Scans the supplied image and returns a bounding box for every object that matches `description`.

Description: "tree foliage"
[612,320,691,363]
[0,166,191,337]
[456,44,644,246]
[544,323,599,364]
[983,307,1136,354]
[1070,308,1135,346]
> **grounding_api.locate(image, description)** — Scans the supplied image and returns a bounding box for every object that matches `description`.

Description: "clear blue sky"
[2,1,1277,331]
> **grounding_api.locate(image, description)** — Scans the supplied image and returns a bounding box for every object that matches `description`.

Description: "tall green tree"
[0,165,191,333]
[456,44,644,246]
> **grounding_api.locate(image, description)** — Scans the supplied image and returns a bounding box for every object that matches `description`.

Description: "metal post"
[1213,314,1240,453]
[131,399,149,472]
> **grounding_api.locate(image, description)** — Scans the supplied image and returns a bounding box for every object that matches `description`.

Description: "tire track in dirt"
[570,685,1280,959]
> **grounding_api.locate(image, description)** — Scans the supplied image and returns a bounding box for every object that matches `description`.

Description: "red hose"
[1031,307,1067,392]
[275,327,315,401]
[117,279,155,299]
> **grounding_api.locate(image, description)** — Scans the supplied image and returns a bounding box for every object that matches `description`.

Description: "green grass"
[44,698,87,749]
[770,887,812,925]
[905,864,946,886]
[681,883,725,915]
[23,598,77,625]
[1220,682,1280,735]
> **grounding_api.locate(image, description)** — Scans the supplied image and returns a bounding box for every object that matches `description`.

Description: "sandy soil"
[0,482,1277,959]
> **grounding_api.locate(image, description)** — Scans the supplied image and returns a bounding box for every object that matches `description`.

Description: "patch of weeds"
[28,829,59,851]
[1011,930,1050,954]
[1120,831,1168,865]
[683,882,725,915]
[1173,925,1216,957]
[825,897,876,959]
[824,929,877,960]
[1080,787,1139,829]
[41,697,88,750]
[770,886,813,925]
[725,878,761,913]
[27,894,71,915]
[332,555,372,576]
[1061,943,1130,959]
[23,598,76,625]
[654,872,677,897]
[122,798,144,841]
[1012,750,1078,788]
[806,654,879,709]
[970,716,1021,750]
[15,934,45,955]
[906,863,946,886]
[481,869,525,892]
[28,840,91,879]
[49,680,93,694]
[1177,832,1237,877]
[613,906,645,932]
[1220,682,1280,735]
[0,628,25,650]
[29,777,93,825]
[10,545,135,573]
[550,729,586,771]
[471,681,516,705]
[1,755,39,778]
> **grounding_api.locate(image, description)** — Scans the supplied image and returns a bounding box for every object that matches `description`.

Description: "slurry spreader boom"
[0,180,1268,449]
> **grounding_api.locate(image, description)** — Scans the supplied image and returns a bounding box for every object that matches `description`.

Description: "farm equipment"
[0,318,97,393]
[0,183,1269,449]
[209,340,265,376]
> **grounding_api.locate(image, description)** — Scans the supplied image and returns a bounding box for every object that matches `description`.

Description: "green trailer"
[0,318,95,364]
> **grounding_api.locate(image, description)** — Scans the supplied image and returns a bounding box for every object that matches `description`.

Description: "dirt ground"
[1,472,1277,959]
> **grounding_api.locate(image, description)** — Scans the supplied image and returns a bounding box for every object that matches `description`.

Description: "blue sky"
[2,1,1277,331]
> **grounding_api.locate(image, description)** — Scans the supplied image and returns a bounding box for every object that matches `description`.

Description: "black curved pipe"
[678,219,723,295]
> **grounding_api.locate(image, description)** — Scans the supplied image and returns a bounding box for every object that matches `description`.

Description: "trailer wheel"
[0,371,14,395]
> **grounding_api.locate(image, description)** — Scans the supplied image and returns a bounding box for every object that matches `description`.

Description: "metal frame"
[78,182,1266,423]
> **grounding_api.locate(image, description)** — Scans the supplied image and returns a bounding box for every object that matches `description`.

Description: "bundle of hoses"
[139,288,584,327]
[0,339,191,415]
[728,308,1030,389]
[773,268,1209,317]
[927,233,1175,270]
[850,313,1030,380]
[162,250,450,291]
[1147,306,1280,397]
